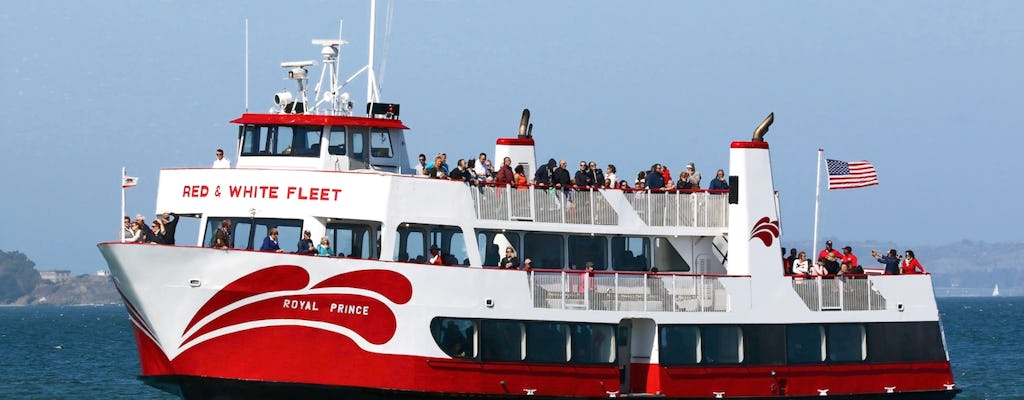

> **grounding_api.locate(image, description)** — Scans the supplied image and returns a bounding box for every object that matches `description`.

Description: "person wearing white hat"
[685,163,701,189]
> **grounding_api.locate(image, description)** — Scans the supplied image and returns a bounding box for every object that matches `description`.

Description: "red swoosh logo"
[312,269,412,304]
[749,216,780,246]
[184,265,310,334]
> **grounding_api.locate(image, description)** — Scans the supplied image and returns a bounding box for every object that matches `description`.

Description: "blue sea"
[0,297,1020,399]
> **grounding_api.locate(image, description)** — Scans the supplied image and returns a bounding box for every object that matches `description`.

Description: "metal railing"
[790,276,888,311]
[470,185,618,225]
[469,184,728,227]
[529,271,730,312]
[622,190,728,227]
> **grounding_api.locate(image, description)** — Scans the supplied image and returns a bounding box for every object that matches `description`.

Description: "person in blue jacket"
[872,249,901,274]
[260,228,283,252]
[708,169,730,190]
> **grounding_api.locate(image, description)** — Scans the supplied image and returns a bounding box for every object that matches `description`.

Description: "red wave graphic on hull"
[181,293,396,346]
[185,265,310,333]
[749,216,780,246]
[181,266,412,350]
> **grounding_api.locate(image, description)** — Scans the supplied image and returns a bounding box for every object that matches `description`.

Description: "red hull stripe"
[149,325,956,398]
[310,269,413,304]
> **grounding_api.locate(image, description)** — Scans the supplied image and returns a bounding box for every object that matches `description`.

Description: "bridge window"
[240,125,322,157]
[524,233,564,270]
[477,230,521,267]
[328,127,346,155]
[569,235,607,270]
[430,318,476,359]
[370,128,393,158]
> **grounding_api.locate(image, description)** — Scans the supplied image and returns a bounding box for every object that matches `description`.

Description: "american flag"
[826,159,878,190]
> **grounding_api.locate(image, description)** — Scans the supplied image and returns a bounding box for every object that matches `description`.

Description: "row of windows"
[431,318,616,364]
[660,322,946,366]
[203,217,691,271]
[239,125,394,159]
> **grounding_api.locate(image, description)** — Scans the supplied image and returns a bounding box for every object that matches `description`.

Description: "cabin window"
[325,221,380,259]
[653,237,690,272]
[430,318,477,359]
[611,236,650,271]
[659,325,700,365]
[865,322,946,363]
[328,127,346,155]
[394,223,466,265]
[570,323,615,364]
[239,125,322,157]
[370,128,393,158]
[568,235,608,270]
[827,324,865,363]
[524,233,564,270]
[743,325,786,365]
[476,230,521,267]
[481,320,525,362]
[702,325,743,364]
[525,321,569,363]
[204,217,302,251]
[787,325,825,364]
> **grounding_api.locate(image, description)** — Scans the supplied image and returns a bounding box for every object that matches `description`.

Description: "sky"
[2,1,1022,275]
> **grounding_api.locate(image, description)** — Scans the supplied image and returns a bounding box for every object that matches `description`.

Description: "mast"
[366,0,378,104]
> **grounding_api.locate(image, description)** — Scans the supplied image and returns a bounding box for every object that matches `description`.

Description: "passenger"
[212,231,229,249]
[685,163,701,188]
[821,253,841,275]
[123,216,133,241]
[872,249,902,275]
[786,248,798,269]
[150,220,166,244]
[574,161,593,187]
[677,171,693,190]
[663,179,676,190]
[448,159,471,181]
[128,221,144,243]
[212,148,231,168]
[495,156,514,184]
[810,260,827,276]
[618,180,629,189]
[159,212,179,245]
[840,246,859,271]
[135,214,154,243]
[781,247,791,274]
[260,228,283,252]
[438,153,450,175]
[792,252,810,275]
[902,250,926,274]
[481,159,495,182]
[296,230,316,255]
[218,219,234,248]
[523,258,533,271]
[499,246,520,269]
[553,160,572,188]
[661,164,672,186]
[588,161,604,188]
[606,164,618,188]
[428,245,443,265]
[427,156,447,179]
[533,158,556,186]
[604,178,612,188]
[817,240,842,265]
[414,153,428,176]
[513,165,528,187]
[708,169,729,190]
[473,153,490,179]
[645,164,665,190]
[635,171,647,188]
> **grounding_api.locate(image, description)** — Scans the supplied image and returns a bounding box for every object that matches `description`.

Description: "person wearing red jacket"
[902,250,926,274]
[841,246,859,270]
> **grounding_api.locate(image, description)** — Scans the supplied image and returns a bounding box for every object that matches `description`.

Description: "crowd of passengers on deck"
[412,152,730,192]
[782,240,928,278]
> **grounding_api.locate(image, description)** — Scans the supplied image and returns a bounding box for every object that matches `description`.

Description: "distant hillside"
[12,274,121,306]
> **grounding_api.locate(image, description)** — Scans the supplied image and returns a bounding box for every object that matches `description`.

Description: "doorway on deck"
[618,318,657,395]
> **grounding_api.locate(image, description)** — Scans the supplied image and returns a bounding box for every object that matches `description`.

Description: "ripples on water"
[0,297,1019,399]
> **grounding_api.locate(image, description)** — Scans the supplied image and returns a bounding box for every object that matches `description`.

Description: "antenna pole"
[811,148,823,267]
[244,18,249,113]
[366,0,377,105]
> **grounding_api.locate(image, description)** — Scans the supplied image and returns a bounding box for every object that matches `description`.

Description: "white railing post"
[561,271,567,309]
[473,185,482,218]
[589,189,595,224]
[504,184,513,221]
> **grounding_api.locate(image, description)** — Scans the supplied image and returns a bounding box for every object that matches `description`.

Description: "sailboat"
[993,284,1000,297]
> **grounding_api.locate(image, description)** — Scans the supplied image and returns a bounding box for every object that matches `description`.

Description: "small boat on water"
[993,284,1000,297]
[98,4,960,400]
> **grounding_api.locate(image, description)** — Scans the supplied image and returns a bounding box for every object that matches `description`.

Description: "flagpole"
[121,167,126,243]
[811,149,823,266]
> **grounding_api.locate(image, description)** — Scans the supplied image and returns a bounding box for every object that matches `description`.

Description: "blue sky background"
[2,1,1021,274]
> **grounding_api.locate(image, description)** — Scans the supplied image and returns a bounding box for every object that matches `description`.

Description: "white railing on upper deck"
[469,184,727,227]
[470,185,618,225]
[622,190,729,228]
[529,271,732,312]
[790,276,888,311]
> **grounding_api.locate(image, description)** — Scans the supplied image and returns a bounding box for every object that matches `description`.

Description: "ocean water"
[0,297,1019,399]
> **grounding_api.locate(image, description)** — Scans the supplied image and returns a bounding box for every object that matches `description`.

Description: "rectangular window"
[611,236,650,271]
[395,224,466,265]
[524,233,564,270]
[865,322,946,363]
[569,235,608,270]
[827,324,866,363]
[204,217,302,251]
[659,325,700,365]
[326,221,380,259]
[476,230,521,267]
[570,323,615,364]
[525,321,569,363]
[743,325,786,365]
[370,128,393,158]
[239,125,322,157]
[481,320,524,362]
[653,237,690,272]
[328,127,346,155]
[702,325,742,364]
[787,325,825,364]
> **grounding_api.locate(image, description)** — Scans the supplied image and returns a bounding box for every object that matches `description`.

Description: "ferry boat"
[98,8,959,400]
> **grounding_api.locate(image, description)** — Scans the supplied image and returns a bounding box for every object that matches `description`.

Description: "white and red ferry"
[99,9,958,400]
